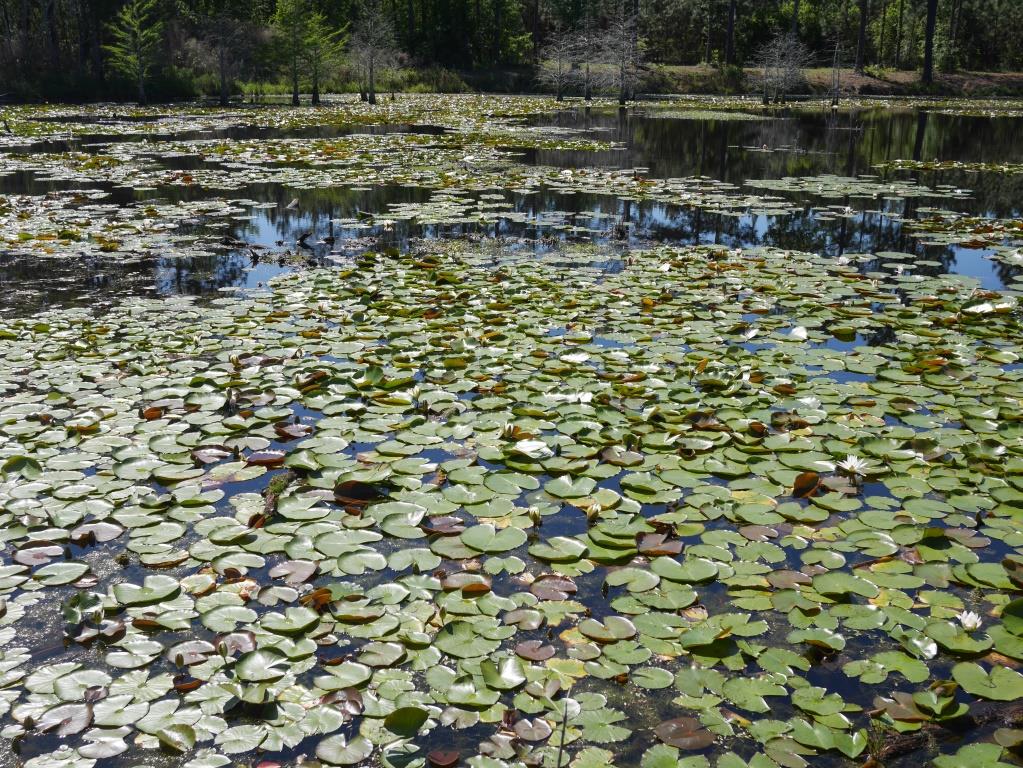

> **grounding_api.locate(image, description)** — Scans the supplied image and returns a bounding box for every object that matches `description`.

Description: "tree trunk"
[854,0,868,72]
[311,70,320,105]
[76,0,89,74]
[137,72,146,105]
[492,0,502,63]
[43,0,59,69]
[878,0,886,65]
[474,0,481,62]
[944,0,960,72]
[894,0,904,68]
[791,0,800,37]
[921,0,937,84]
[88,3,103,82]
[369,58,376,104]
[631,0,639,52]
[219,43,229,106]
[531,0,540,62]
[406,0,415,54]
[724,0,736,65]
[19,0,29,70]
[291,56,299,105]
[704,0,712,63]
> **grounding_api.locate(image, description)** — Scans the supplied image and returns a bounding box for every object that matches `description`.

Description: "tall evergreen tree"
[273,0,310,105]
[306,10,347,105]
[102,0,164,103]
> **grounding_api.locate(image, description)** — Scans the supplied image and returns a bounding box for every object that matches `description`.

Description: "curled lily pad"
[530,574,578,600]
[579,616,637,643]
[36,703,92,736]
[157,723,196,752]
[315,736,376,764]
[384,706,430,737]
[434,621,501,658]
[481,657,526,690]
[516,640,556,661]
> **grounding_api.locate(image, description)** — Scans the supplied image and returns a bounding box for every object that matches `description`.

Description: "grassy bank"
[644,64,1023,97]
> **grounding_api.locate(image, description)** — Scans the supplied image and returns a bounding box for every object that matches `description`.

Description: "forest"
[1,0,1021,102]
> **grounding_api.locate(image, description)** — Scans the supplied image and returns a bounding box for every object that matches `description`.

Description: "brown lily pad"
[530,574,577,601]
[653,716,715,750]
[791,471,821,499]
[515,640,556,661]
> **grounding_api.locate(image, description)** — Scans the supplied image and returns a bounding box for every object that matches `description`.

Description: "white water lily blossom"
[512,439,553,459]
[958,610,983,632]
[836,455,871,477]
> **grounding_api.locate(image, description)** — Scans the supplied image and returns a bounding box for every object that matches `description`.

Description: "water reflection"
[1,104,1021,314]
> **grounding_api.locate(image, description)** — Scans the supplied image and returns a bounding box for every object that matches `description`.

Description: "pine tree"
[103,0,164,104]
[306,11,347,105]
[274,0,310,106]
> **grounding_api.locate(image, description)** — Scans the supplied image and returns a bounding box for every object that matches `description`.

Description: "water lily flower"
[561,352,590,364]
[958,610,983,632]
[512,439,553,459]
[789,325,808,341]
[836,455,870,477]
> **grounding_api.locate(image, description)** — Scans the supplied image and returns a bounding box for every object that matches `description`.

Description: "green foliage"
[0,0,1022,100]
[102,0,164,103]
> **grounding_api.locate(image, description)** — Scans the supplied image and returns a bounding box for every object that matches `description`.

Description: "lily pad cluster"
[0,238,1022,768]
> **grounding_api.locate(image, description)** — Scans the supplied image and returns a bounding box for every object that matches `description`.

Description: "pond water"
[1,95,1023,768]
[2,101,1021,315]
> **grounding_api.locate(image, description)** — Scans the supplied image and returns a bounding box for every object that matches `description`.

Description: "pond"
[1,94,1023,768]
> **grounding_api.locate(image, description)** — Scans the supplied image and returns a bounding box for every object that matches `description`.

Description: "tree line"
[1,0,1020,101]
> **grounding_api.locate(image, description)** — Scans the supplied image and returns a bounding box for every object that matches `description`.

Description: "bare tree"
[348,0,398,104]
[537,31,575,100]
[574,14,605,101]
[187,12,258,106]
[604,3,642,105]
[756,32,814,104]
